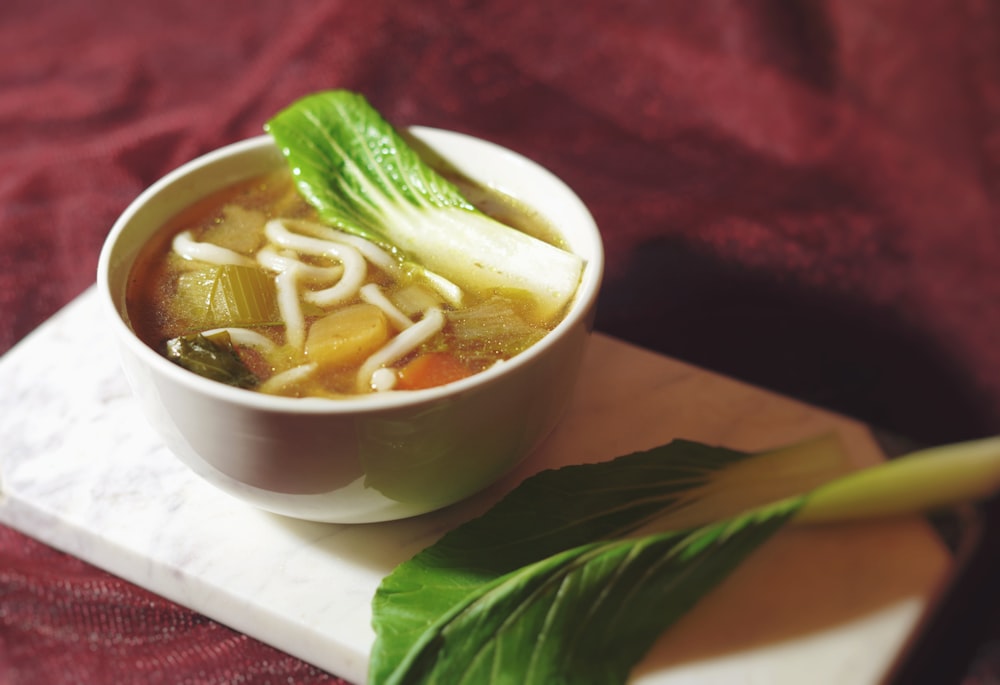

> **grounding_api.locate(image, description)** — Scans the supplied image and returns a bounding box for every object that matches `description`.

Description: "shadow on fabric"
[596,236,994,447]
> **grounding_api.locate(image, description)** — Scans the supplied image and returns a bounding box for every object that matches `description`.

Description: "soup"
[126,167,574,398]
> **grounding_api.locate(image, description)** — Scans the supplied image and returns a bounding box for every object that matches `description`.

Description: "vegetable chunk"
[176,263,279,328]
[305,303,389,368]
[397,353,474,390]
[165,331,259,389]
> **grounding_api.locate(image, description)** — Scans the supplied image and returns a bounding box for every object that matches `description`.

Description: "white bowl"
[98,128,603,523]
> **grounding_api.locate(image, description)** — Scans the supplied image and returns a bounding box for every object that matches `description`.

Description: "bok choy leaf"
[165,330,258,389]
[370,437,852,684]
[371,435,1000,684]
[264,90,584,322]
[378,499,800,685]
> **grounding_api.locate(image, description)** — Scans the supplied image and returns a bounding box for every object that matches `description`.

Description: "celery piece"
[177,264,279,328]
[215,264,279,326]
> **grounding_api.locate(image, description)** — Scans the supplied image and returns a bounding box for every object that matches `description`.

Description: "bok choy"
[165,330,258,389]
[264,90,584,322]
[371,435,1000,684]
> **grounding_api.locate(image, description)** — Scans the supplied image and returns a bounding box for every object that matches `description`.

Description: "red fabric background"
[1,1,998,683]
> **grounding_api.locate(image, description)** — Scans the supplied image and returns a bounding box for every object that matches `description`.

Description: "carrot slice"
[397,352,474,390]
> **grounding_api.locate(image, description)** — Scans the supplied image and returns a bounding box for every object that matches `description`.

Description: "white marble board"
[0,288,953,684]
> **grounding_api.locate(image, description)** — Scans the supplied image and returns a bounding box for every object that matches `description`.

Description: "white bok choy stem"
[265,90,585,324]
[363,201,583,323]
[794,436,1000,524]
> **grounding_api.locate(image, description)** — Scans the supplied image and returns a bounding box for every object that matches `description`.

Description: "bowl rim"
[97,129,604,415]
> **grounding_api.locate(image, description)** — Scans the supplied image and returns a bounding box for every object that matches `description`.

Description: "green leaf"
[264,90,584,322]
[164,330,258,389]
[370,437,850,684]
[378,498,803,685]
[265,90,474,247]
[371,427,1000,684]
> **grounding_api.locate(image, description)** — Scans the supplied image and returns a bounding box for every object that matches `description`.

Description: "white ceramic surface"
[97,130,604,523]
[0,290,953,685]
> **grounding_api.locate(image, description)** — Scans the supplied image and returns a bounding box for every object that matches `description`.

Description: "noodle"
[360,283,413,330]
[356,308,445,391]
[173,230,255,267]
[275,266,306,350]
[258,363,318,394]
[264,220,367,307]
[203,327,278,353]
[282,218,400,275]
[256,246,344,283]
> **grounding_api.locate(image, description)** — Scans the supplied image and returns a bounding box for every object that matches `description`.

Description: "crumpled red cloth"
[1,1,998,683]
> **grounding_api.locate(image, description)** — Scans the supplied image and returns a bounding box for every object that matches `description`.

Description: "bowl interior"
[99,130,604,413]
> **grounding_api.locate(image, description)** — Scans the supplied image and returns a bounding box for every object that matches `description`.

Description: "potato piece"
[202,205,267,254]
[305,303,389,368]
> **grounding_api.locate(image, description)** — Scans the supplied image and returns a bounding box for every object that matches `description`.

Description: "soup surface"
[127,168,573,398]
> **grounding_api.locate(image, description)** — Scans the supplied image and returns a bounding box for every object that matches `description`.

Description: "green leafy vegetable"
[371,435,1000,684]
[371,437,851,684]
[164,330,258,389]
[264,90,585,322]
[381,500,800,685]
[795,435,1000,523]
